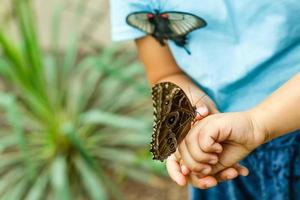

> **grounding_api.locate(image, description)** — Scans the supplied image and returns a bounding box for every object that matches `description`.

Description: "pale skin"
[136,36,249,188]
[136,36,300,189]
[178,71,300,188]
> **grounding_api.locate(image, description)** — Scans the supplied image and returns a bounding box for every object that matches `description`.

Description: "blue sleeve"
[109,0,150,41]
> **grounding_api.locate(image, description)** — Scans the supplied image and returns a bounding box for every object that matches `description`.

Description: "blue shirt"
[110,0,300,112]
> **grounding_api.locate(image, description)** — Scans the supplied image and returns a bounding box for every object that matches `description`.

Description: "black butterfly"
[126,10,207,54]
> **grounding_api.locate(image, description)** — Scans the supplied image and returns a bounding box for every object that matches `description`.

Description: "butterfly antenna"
[194,94,207,106]
[146,0,155,12]
[187,85,195,105]
[193,93,208,119]
[184,46,191,55]
[158,0,162,11]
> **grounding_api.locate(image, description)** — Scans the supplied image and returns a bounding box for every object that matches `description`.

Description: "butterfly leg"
[192,111,205,126]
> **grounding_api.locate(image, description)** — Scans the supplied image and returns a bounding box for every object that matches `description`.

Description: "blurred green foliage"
[0,0,165,199]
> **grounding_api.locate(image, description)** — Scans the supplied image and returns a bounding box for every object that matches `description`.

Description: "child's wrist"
[245,109,271,146]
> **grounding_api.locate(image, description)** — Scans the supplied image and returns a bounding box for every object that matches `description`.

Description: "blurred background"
[0,0,188,199]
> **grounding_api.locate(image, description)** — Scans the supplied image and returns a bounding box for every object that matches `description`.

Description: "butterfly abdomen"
[171,35,187,46]
[151,17,172,45]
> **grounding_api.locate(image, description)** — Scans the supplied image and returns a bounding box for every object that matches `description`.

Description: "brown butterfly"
[150,82,197,161]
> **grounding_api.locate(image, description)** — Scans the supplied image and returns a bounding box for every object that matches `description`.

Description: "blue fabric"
[191,132,300,200]
[110,0,300,199]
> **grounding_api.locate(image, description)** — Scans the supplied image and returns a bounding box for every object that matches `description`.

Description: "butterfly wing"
[162,11,207,36]
[151,82,196,161]
[126,12,155,34]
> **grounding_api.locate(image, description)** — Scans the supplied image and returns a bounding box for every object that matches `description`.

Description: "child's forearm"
[249,72,300,141]
[157,73,208,104]
[136,36,216,109]
[155,73,219,114]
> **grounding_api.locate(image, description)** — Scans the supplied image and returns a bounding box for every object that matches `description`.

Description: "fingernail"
[209,159,218,165]
[202,167,210,175]
[181,165,190,175]
[175,180,182,186]
[241,170,249,176]
[198,106,208,115]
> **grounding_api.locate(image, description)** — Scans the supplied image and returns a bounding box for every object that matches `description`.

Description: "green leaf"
[0,58,12,79]
[0,92,36,180]
[3,176,29,200]
[93,148,138,165]
[0,167,25,197]
[75,158,107,200]
[62,123,124,200]
[25,169,49,200]
[81,110,150,130]
[0,153,22,174]
[62,0,86,76]
[90,132,149,147]
[0,31,28,83]
[0,134,17,152]
[14,0,46,94]
[51,156,72,200]
[50,1,68,56]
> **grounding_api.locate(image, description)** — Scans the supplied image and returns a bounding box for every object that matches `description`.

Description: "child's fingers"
[189,173,218,189]
[178,141,212,174]
[197,127,223,153]
[180,164,190,176]
[166,154,188,186]
[215,167,239,182]
[174,150,190,176]
[212,164,248,183]
[234,163,249,176]
[184,136,219,164]
[189,168,239,189]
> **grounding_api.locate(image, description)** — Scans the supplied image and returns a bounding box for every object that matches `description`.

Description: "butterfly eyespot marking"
[170,143,175,149]
[150,81,196,161]
[168,116,176,125]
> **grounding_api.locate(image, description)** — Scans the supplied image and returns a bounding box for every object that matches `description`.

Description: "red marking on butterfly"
[160,13,169,19]
[147,13,155,19]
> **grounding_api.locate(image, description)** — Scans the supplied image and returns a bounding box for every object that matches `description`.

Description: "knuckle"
[199,142,209,152]
[178,144,184,154]
[195,154,209,162]
[185,136,193,146]
[190,164,203,172]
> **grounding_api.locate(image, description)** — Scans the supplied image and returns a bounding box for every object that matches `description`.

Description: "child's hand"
[166,151,249,188]
[166,151,249,189]
[178,112,266,187]
[166,96,251,188]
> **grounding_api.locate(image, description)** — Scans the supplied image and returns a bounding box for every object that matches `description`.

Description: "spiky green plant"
[0,0,165,199]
